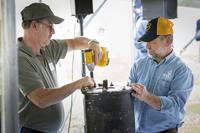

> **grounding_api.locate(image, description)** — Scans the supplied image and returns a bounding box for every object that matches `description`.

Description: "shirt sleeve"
[159,64,194,114]
[47,39,68,63]
[128,63,137,84]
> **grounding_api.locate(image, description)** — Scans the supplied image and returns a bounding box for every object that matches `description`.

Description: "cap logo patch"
[146,23,152,32]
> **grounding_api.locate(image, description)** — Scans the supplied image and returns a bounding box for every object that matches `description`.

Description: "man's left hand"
[129,83,149,101]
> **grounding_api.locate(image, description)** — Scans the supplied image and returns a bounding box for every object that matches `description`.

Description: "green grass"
[186,104,200,114]
[180,127,200,133]
[192,127,200,133]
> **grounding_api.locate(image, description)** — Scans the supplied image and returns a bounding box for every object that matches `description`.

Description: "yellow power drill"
[85,47,109,78]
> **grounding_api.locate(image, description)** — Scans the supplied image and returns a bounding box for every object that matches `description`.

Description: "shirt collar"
[18,37,43,57]
[150,49,175,65]
[164,49,175,64]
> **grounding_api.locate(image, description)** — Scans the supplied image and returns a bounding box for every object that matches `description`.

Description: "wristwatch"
[88,39,99,45]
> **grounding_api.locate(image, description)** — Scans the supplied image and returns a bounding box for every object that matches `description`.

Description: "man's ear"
[165,36,171,47]
[31,20,37,30]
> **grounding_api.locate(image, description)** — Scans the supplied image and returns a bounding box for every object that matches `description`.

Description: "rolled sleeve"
[159,65,194,114]
[129,66,137,84]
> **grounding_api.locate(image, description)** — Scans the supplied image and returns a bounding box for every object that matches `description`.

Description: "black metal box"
[141,0,177,20]
[71,0,93,16]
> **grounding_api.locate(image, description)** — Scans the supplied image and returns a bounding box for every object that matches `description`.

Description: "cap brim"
[137,32,159,42]
[45,15,64,24]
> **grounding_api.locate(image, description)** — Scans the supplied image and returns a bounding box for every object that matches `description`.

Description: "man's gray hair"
[159,34,173,44]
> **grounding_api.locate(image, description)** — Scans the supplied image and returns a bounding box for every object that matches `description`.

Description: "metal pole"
[76,0,107,37]
[1,0,18,132]
[130,0,135,66]
[78,15,86,78]
[77,15,87,133]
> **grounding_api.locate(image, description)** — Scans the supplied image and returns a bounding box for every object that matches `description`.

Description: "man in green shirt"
[18,3,103,133]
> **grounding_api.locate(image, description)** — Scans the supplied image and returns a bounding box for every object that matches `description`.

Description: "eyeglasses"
[37,22,54,31]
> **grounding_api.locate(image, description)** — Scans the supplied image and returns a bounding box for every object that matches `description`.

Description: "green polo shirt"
[18,37,68,133]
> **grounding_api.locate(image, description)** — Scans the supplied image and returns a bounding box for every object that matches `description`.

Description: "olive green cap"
[21,3,64,24]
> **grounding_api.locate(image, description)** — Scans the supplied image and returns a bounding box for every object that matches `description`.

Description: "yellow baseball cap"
[137,17,174,42]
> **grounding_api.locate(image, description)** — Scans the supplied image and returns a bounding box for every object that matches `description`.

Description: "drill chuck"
[86,63,95,72]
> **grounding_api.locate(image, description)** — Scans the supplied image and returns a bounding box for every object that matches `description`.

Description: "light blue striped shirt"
[129,50,194,133]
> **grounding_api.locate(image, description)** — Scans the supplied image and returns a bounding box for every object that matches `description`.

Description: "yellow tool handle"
[85,49,94,64]
[98,47,109,67]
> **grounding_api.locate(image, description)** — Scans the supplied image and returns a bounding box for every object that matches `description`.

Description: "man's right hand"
[79,76,96,89]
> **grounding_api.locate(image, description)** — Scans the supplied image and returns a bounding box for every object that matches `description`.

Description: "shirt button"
[141,125,143,127]
[142,113,144,115]
[153,78,155,80]
[157,66,159,68]
[149,89,151,92]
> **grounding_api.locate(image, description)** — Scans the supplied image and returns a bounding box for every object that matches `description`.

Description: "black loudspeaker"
[141,0,177,20]
[71,0,93,16]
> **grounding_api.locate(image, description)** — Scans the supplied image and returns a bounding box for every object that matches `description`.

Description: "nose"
[51,28,55,34]
[145,42,150,49]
